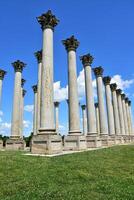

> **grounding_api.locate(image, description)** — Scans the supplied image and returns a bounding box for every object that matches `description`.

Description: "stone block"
[115,135,123,144]
[86,135,102,148]
[100,135,110,147]
[64,135,87,151]
[6,138,25,150]
[31,134,62,154]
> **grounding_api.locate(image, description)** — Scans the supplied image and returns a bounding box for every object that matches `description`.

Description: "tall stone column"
[54,102,60,133]
[80,54,97,134]
[81,105,87,135]
[11,60,26,138]
[0,69,6,108]
[103,76,115,135]
[31,10,62,154]
[95,103,100,134]
[93,67,108,135]
[128,100,134,135]
[19,79,26,138]
[62,36,86,150]
[0,69,6,149]
[116,89,125,135]
[6,60,26,150]
[121,94,129,135]
[110,83,121,135]
[32,85,37,136]
[34,50,42,133]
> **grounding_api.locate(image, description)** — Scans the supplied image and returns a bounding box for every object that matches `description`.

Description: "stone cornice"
[110,83,117,91]
[32,85,37,93]
[37,10,59,31]
[54,101,60,107]
[21,79,26,87]
[116,89,122,95]
[121,93,125,100]
[93,66,104,77]
[62,35,79,52]
[12,60,26,73]
[81,105,86,110]
[95,103,99,108]
[34,50,42,63]
[80,54,94,67]
[22,89,26,97]
[103,76,111,85]
[0,69,7,80]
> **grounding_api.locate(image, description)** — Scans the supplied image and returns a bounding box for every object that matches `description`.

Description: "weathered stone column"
[95,103,100,134]
[54,102,60,133]
[6,60,26,150]
[103,76,115,135]
[93,67,108,135]
[11,60,26,138]
[31,10,62,154]
[62,36,86,150]
[0,69,6,107]
[32,85,37,136]
[121,94,129,135]
[19,79,26,138]
[81,105,87,135]
[80,54,97,134]
[116,89,125,135]
[110,83,121,135]
[128,100,133,135]
[34,50,42,133]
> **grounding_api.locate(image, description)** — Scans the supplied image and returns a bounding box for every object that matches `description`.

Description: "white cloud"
[23,120,31,128]
[111,75,134,90]
[54,81,68,102]
[24,105,34,113]
[0,111,3,116]
[0,122,11,135]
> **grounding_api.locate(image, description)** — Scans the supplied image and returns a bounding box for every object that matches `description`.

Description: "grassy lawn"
[0,145,134,200]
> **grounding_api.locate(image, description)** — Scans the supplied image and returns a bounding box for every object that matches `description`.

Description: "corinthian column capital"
[34,50,42,63]
[80,53,94,67]
[62,35,79,52]
[93,66,104,77]
[103,76,111,85]
[0,69,7,80]
[12,60,26,73]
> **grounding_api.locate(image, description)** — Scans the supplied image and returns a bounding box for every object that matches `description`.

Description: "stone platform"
[0,139,3,149]
[86,135,101,148]
[100,135,111,146]
[64,135,87,151]
[6,138,25,150]
[115,135,124,144]
[31,134,62,154]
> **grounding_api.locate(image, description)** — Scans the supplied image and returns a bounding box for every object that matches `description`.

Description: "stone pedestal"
[64,135,87,151]
[122,135,130,143]
[86,135,101,148]
[6,137,25,150]
[31,134,62,154]
[0,139,3,149]
[100,135,111,146]
[115,135,124,144]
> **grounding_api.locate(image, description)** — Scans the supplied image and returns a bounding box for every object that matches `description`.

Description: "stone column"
[31,10,62,154]
[110,83,120,135]
[19,79,26,138]
[20,89,26,138]
[11,60,26,138]
[81,105,87,135]
[80,54,97,134]
[34,50,42,132]
[95,103,100,134]
[62,36,81,135]
[103,76,115,135]
[121,94,129,135]
[32,85,37,136]
[54,102,60,133]
[116,89,125,135]
[0,69,6,108]
[93,67,108,134]
[128,100,133,135]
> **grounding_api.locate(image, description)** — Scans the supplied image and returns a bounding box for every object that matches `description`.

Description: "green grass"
[0,145,134,200]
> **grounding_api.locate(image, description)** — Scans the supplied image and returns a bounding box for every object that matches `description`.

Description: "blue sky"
[0,0,134,136]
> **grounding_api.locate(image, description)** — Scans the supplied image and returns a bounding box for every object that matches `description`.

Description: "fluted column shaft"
[81,105,87,135]
[80,54,97,134]
[11,60,25,138]
[95,103,100,134]
[121,94,129,135]
[20,90,26,138]
[93,67,108,134]
[103,77,115,135]
[110,84,120,135]
[32,85,37,136]
[116,89,125,135]
[128,101,133,134]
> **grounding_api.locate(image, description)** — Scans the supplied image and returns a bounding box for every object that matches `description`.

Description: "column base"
[31,134,62,155]
[0,139,3,149]
[6,137,25,150]
[86,134,101,148]
[64,134,87,151]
